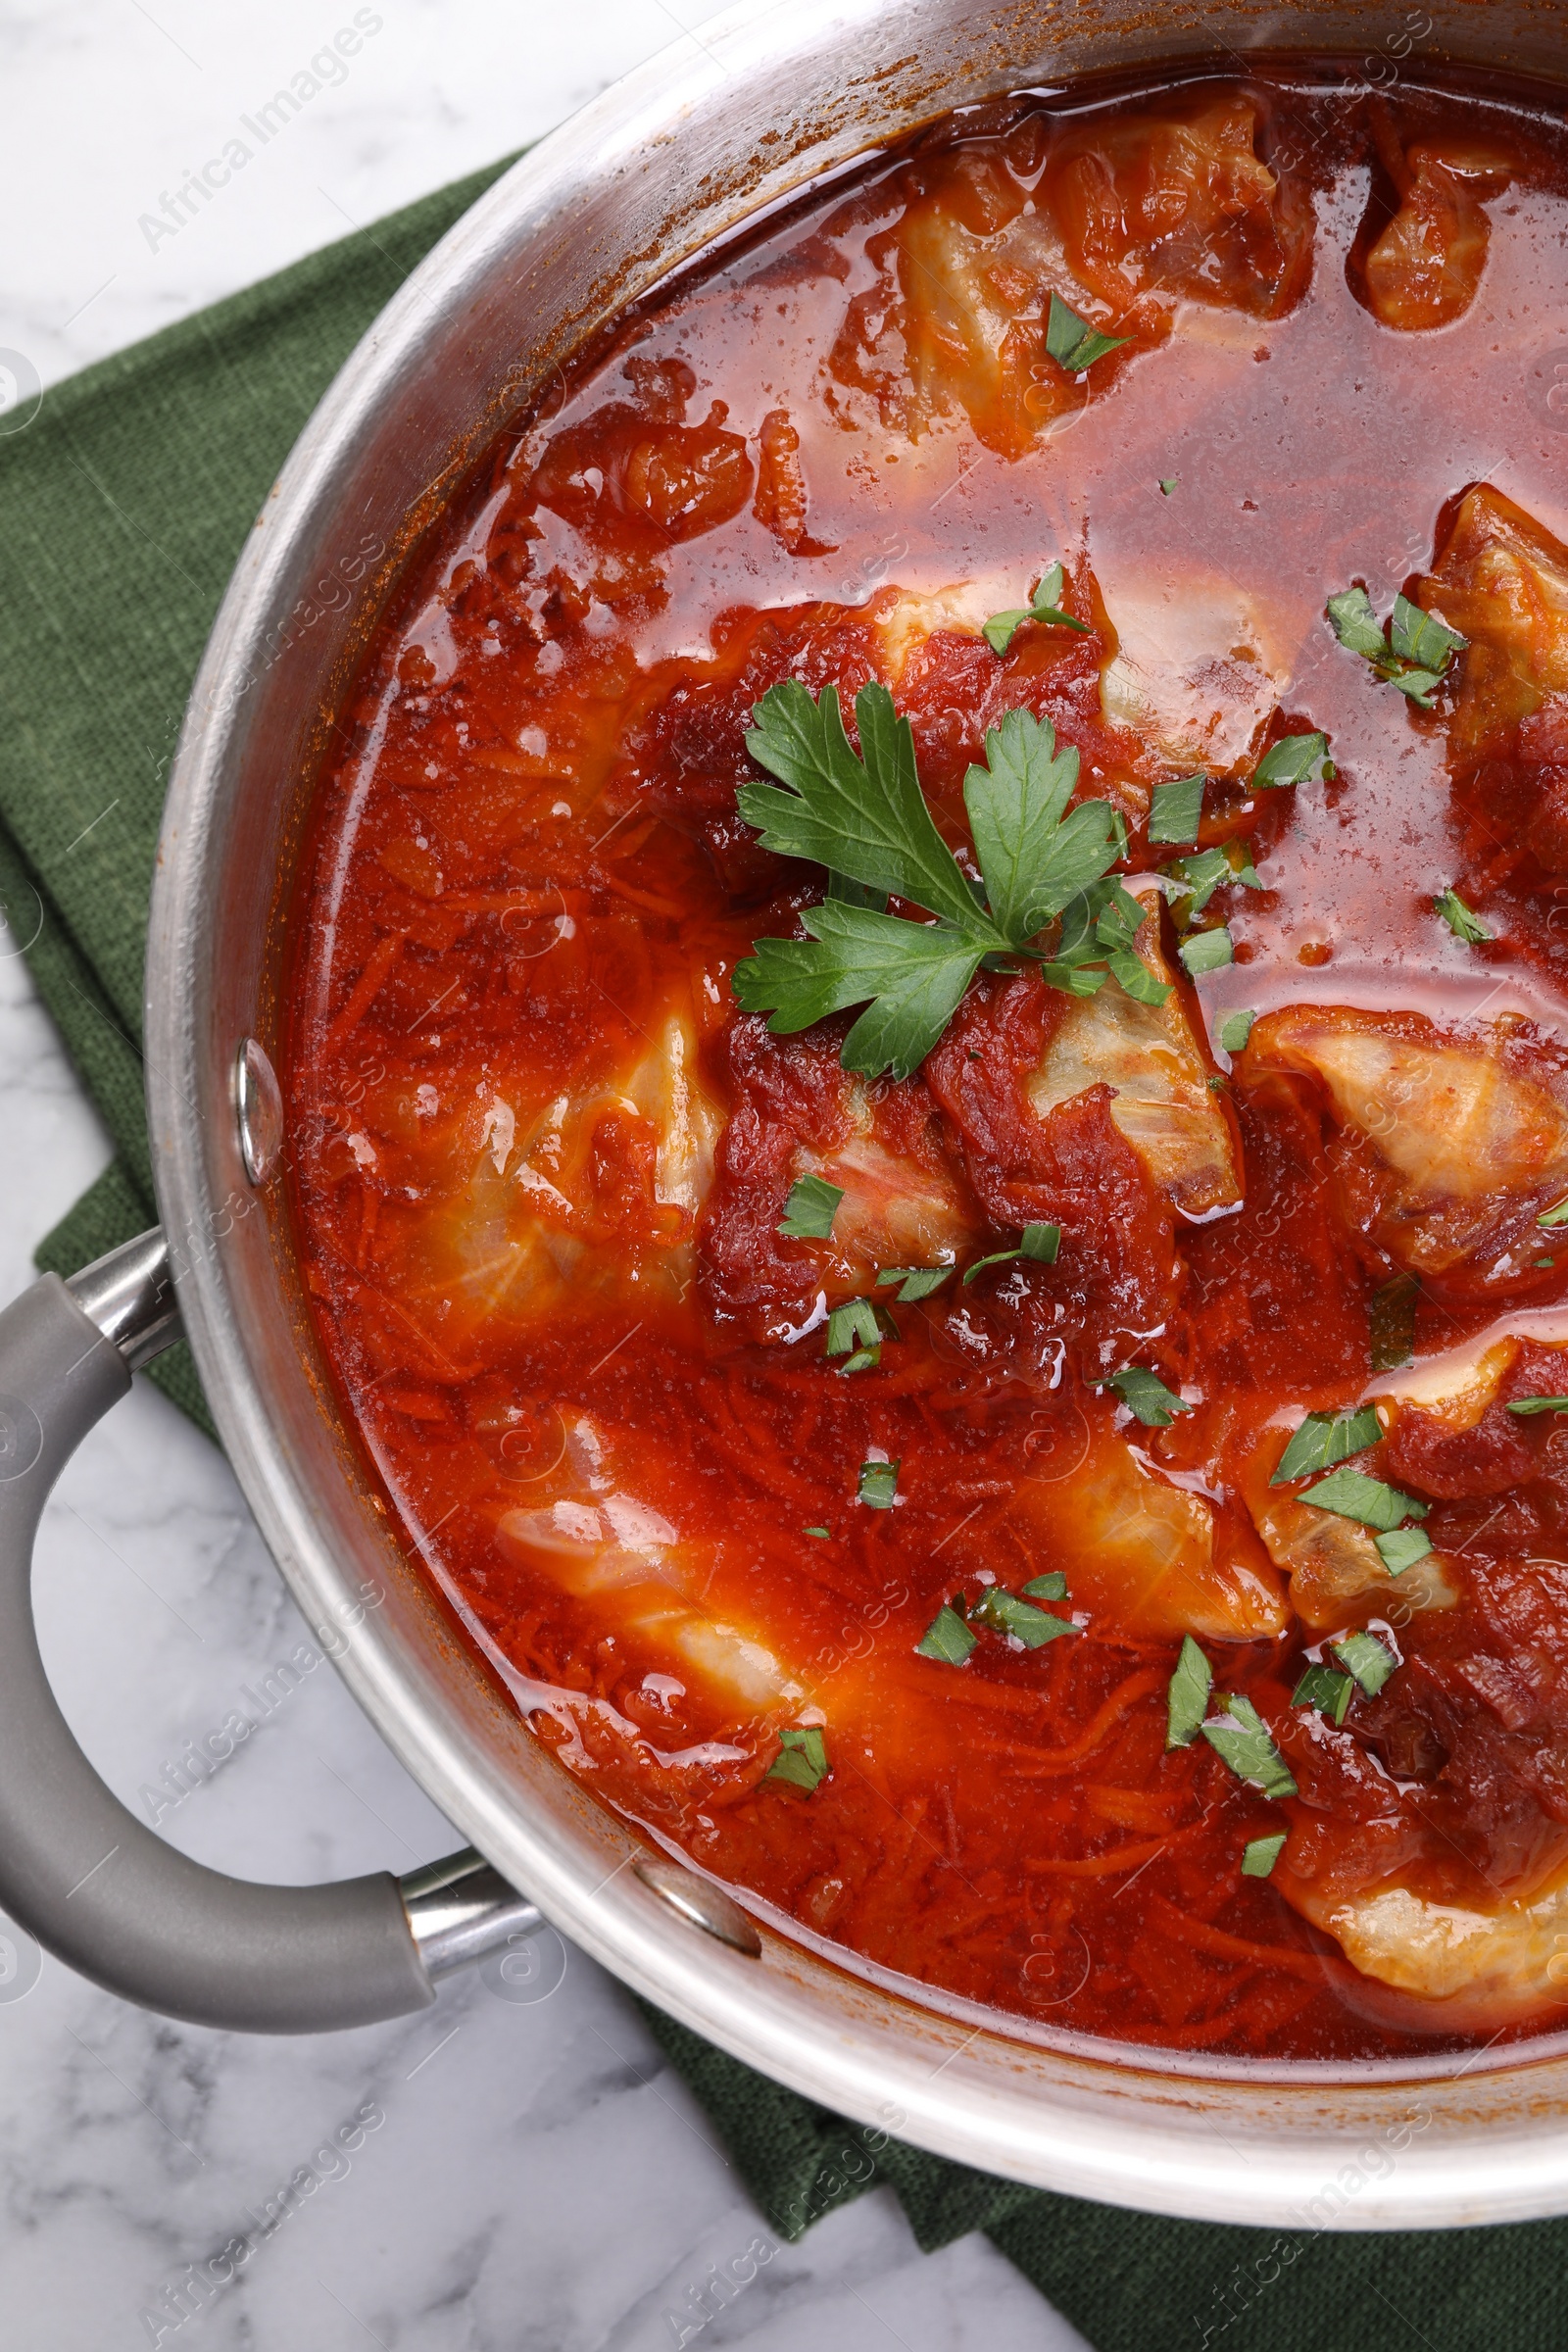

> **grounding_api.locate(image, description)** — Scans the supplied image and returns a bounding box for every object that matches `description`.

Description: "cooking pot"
[3,0,1566,2233]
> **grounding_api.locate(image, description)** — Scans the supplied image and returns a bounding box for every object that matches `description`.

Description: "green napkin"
[1,156,1561,2351]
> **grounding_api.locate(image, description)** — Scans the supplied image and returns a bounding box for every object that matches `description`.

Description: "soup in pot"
[283,61,1568,2060]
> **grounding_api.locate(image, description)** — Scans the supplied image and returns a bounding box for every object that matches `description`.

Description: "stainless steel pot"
[1,0,1564,2232]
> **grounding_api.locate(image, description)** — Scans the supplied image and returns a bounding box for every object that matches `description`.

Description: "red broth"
[282,63,1568,2060]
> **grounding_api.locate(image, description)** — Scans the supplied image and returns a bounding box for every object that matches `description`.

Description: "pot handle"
[0,1231,542,2033]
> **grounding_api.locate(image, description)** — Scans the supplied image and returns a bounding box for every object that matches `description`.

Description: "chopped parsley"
[734,687,1139,1079]
[1159,476,1178,496]
[1375,1526,1434,1574]
[1164,841,1261,921]
[825,1298,882,1359]
[766,1726,829,1792]
[1165,1634,1212,1749]
[1179,925,1234,977]
[1391,594,1467,673]
[1325,586,1388,660]
[1508,1395,1568,1415]
[1148,773,1204,845]
[858,1457,900,1509]
[1033,873,1172,1007]
[1541,1199,1568,1229]
[1271,1404,1382,1485]
[916,1604,976,1665]
[1435,887,1493,945]
[1293,1662,1354,1725]
[1332,1630,1396,1697]
[969,1588,1078,1647]
[1241,1831,1287,1879]
[778,1173,843,1240]
[1219,1008,1255,1053]
[983,562,1093,655]
[1023,1571,1069,1602]
[1369,1273,1418,1373]
[962,1221,1061,1283]
[1299,1465,1429,1534]
[1102,1366,1192,1427]
[1201,1694,1298,1799]
[1327,584,1466,707]
[1046,291,1128,372]
[804,1526,831,1539]
[875,1265,953,1302]
[1253,731,1332,789]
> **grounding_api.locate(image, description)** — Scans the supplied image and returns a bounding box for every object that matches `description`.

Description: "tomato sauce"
[282,63,1568,2060]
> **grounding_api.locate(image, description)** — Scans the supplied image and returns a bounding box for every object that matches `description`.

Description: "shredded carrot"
[981,1668,1165,1772]
[1024,1820,1211,1878]
[325,929,405,1050]
[1146,1893,1340,1981]
[1025,1837,1157,1879]
[595,875,689,919]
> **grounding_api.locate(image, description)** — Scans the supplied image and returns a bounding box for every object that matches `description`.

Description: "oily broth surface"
[284,67,1568,2060]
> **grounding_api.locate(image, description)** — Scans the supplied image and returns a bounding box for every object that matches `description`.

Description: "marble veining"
[0,6,1091,2342]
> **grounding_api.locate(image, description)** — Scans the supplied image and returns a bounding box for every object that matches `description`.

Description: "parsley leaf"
[1046,291,1128,372]
[1541,1199,1568,1229]
[1507,1395,1568,1415]
[964,710,1119,940]
[1271,1404,1383,1485]
[1218,1008,1255,1053]
[1201,1695,1298,1799]
[767,1726,829,1792]
[962,1221,1061,1283]
[970,1589,1078,1647]
[824,869,889,911]
[735,687,1140,1077]
[1023,1571,1069,1601]
[1242,1831,1287,1878]
[876,1265,953,1302]
[1327,583,1467,708]
[741,680,987,927]
[1159,476,1178,496]
[777,1173,843,1240]
[1149,773,1204,845]
[982,562,1093,656]
[1435,887,1492,945]
[1102,1366,1191,1427]
[735,903,990,1083]
[1332,1630,1396,1697]
[1299,1466,1429,1533]
[1253,731,1332,789]
[1375,1526,1433,1573]
[916,1604,976,1664]
[805,1526,831,1539]
[1293,1662,1354,1724]
[1165,1634,1212,1749]
[858,1457,899,1509]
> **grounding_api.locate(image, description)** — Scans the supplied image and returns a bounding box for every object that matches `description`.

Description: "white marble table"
[0,6,1089,2344]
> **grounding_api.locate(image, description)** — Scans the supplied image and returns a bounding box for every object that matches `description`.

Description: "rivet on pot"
[634,1857,762,1956]
[234,1037,284,1185]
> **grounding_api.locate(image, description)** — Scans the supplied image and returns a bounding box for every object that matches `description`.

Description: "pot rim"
[145,0,1568,2225]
